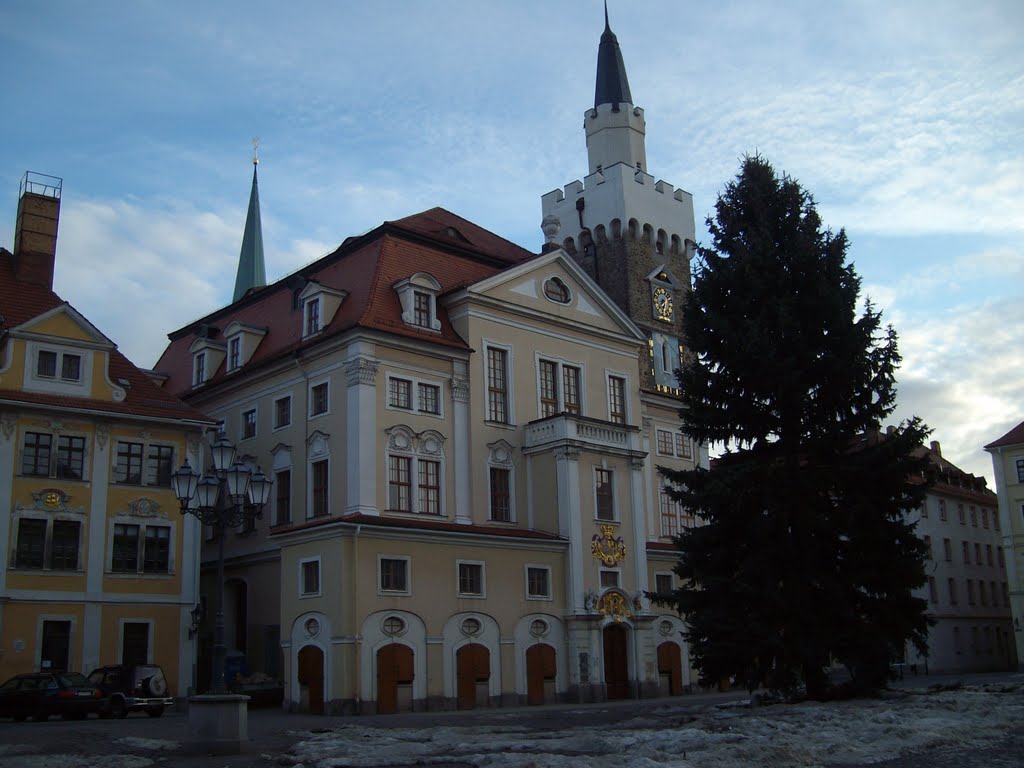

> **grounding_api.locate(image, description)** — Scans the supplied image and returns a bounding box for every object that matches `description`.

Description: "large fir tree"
[659,155,931,700]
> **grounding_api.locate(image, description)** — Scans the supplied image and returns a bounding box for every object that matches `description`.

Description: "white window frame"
[194,351,206,387]
[299,556,322,598]
[304,296,321,337]
[456,559,486,599]
[384,373,444,418]
[228,336,241,372]
[11,511,87,572]
[655,428,675,457]
[394,273,442,332]
[483,341,514,426]
[112,439,176,487]
[535,354,585,419]
[308,456,330,519]
[524,564,552,600]
[273,394,292,430]
[654,571,674,595]
[378,554,411,596]
[385,427,446,517]
[599,568,621,589]
[594,464,617,522]
[240,405,257,441]
[106,516,177,577]
[309,378,330,418]
[25,340,91,396]
[606,371,628,425]
[487,441,516,523]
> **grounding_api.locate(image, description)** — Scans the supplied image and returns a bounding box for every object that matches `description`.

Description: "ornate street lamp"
[172,438,272,694]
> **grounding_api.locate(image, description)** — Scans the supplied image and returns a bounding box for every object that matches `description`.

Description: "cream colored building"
[986,419,1024,670]
[0,173,212,694]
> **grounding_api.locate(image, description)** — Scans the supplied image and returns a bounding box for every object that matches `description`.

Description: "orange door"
[376,644,414,714]
[526,644,556,705]
[456,643,489,709]
[602,624,629,700]
[297,645,324,714]
[657,642,683,695]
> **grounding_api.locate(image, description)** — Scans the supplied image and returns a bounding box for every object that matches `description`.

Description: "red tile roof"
[155,208,536,395]
[0,248,214,426]
[985,419,1024,450]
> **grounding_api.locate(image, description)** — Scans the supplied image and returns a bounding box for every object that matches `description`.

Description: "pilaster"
[345,352,379,515]
[555,446,584,613]
[451,366,471,524]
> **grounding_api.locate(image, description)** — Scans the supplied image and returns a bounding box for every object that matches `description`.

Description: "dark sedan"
[0,672,105,721]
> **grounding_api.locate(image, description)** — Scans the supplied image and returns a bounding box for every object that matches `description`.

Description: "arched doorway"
[376,644,414,714]
[297,645,324,714]
[526,644,556,705]
[456,643,490,709]
[657,642,683,695]
[602,624,629,700]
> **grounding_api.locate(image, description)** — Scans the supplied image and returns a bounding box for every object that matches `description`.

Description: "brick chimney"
[13,172,62,289]
[930,440,941,457]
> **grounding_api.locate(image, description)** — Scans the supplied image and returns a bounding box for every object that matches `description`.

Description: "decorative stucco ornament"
[598,591,633,623]
[591,524,626,566]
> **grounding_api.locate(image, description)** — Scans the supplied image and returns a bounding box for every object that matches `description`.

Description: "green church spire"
[232,145,267,302]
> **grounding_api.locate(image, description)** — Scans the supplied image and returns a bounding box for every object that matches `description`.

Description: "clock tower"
[540,7,695,393]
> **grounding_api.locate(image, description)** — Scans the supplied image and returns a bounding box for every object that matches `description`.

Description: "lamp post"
[172,435,272,694]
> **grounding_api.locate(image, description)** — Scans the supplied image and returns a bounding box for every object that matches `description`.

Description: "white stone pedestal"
[187,693,251,755]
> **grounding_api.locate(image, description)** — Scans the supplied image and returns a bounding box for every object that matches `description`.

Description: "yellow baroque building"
[0,174,214,694]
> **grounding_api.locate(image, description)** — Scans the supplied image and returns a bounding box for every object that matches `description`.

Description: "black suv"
[88,664,174,718]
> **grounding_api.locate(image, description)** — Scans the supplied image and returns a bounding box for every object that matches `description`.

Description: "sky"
[0,0,1020,484]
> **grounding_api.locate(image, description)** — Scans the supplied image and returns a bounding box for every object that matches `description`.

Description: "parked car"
[87,664,174,718]
[0,672,105,721]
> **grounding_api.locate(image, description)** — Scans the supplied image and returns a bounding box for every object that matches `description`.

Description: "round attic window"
[461,617,482,637]
[382,616,406,637]
[529,619,548,638]
[543,277,571,304]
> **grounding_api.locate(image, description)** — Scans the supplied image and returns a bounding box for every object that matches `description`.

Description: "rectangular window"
[458,562,484,596]
[967,579,975,605]
[608,375,626,424]
[486,347,509,423]
[229,337,240,370]
[979,581,988,607]
[923,535,932,560]
[1017,458,1024,483]
[55,435,85,479]
[539,360,558,417]
[920,502,929,519]
[301,560,320,596]
[310,382,329,416]
[242,408,257,439]
[948,577,957,605]
[660,489,679,538]
[991,580,999,606]
[975,542,983,565]
[655,573,673,595]
[275,396,291,429]
[962,540,970,564]
[15,518,47,569]
[599,570,620,588]
[981,509,988,529]
[418,459,440,515]
[676,433,693,460]
[656,429,674,456]
[970,507,977,527]
[112,524,141,572]
[595,468,614,521]
[562,365,581,415]
[489,467,511,522]
[939,498,948,521]
[380,557,408,593]
[389,378,412,409]
[51,520,80,571]
[927,575,937,603]
[37,350,57,377]
[993,510,1000,531]
[417,383,440,415]
[388,456,412,512]
[311,460,329,518]
[413,291,431,328]
[306,298,320,335]
[526,566,550,599]
[194,352,206,386]
[998,547,1005,567]
[142,526,170,573]
[146,445,174,487]
[943,538,952,561]
[61,354,81,381]
[956,502,964,524]
[275,470,291,525]
[22,432,52,476]
[115,441,144,484]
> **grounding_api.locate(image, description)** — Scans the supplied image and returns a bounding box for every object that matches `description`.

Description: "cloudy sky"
[0,0,1020,483]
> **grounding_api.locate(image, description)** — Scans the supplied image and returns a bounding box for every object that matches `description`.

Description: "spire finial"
[251,136,260,166]
[604,1,610,31]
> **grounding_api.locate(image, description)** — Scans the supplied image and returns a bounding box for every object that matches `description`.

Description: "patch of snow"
[114,737,180,751]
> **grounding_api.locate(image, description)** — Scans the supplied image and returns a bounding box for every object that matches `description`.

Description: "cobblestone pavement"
[0,672,1019,767]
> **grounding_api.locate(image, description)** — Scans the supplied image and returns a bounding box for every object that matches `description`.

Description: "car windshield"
[60,673,89,686]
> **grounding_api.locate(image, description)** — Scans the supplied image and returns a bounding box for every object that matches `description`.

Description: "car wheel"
[111,698,128,719]
[146,705,164,718]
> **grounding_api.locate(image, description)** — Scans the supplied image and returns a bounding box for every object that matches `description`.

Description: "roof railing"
[20,171,62,199]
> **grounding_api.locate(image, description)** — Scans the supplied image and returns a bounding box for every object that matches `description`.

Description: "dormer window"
[306,298,321,335]
[189,336,225,389]
[393,273,441,332]
[36,350,81,381]
[228,338,240,371]
[194,352,206,386]
[223,321,267,373]
[37,351,57,377]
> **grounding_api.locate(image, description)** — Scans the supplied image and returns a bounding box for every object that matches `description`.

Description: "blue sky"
[0,0,1020,483]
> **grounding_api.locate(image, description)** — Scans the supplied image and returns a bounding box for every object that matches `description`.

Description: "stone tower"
[541,7,696,393]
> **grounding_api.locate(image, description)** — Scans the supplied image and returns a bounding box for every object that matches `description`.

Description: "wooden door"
[526,644,556,705]
[657,642,683,695]
[297,645,324,714]
[376,644,414,714]
[602,624,629,700]
[456,643,489,709]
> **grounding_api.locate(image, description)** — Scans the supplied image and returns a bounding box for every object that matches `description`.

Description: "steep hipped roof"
[232,163,267,302]
[594,5,633,109]
[155,208,536,395]
[0,248,213,425]
[985,419,1024,450]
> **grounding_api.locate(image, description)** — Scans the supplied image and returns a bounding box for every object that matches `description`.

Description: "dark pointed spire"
[232,146,267,303]
[594,2,633,110]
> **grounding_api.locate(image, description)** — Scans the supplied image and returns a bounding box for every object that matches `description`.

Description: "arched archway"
[657,642,683,695]
[297,645,324,714]
[456,643,490,709]
[376,644,414,714]
[526,644,556,705]
[602,624,629,700]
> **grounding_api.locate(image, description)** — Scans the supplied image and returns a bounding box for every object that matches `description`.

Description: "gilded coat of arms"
[591,524,626,566]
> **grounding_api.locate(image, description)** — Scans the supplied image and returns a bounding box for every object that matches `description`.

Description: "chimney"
[13,172,62,289]
[930,440,941,457]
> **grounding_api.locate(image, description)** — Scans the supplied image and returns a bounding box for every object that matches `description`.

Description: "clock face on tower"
[652,286,673,322]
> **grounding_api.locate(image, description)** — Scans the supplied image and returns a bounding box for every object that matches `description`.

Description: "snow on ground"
[285,682,1024,768]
